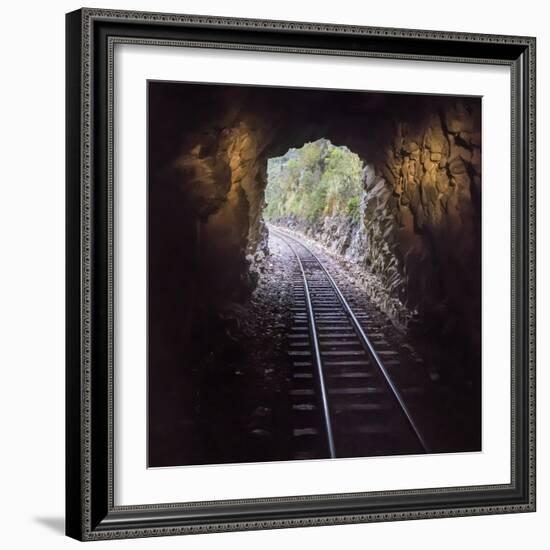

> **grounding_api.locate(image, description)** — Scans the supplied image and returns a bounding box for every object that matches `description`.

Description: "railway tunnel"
[148,81,482,467]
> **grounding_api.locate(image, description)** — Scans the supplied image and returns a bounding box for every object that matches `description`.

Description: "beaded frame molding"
[66,7,536,541]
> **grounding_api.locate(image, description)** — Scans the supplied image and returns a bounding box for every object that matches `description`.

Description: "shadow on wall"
[33,517,65,535]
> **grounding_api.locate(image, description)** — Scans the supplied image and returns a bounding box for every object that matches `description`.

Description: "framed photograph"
[66,7,536,541]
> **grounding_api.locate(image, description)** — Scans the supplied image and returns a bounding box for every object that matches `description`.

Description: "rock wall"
[173,120,270,303]
[368,103,481,355]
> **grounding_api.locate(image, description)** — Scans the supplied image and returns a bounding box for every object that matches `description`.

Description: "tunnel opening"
[262,139,410,325]
[147,80,482,468]
[264,139,366,260]
[265,139,365,232]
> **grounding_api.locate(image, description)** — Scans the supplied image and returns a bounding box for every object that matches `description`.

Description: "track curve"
[270,225,429,460]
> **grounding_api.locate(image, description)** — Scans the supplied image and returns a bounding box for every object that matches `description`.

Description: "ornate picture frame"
[66,7,536,541]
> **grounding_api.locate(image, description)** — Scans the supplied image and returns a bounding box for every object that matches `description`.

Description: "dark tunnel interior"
[147,81,482,467]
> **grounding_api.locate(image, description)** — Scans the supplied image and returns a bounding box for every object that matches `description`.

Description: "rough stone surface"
[376,105,482,356]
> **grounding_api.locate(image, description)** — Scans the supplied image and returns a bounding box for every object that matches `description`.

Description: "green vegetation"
[264,139,364,225]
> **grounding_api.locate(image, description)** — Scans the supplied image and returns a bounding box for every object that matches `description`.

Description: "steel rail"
[272,226,430,454]
[272,230,337,458]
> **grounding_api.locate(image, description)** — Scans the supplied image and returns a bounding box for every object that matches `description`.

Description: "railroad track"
[270,226,429,460]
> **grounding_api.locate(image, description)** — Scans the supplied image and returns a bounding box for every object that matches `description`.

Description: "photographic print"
[66,9,535,539]
[148,82,482,468]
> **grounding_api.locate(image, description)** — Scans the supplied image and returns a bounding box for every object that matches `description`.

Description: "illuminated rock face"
[366,105,481,353]
[149,82,481,362]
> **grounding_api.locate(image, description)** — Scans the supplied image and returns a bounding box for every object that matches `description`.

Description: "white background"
[0,0,546,548]
[116,46,511,505]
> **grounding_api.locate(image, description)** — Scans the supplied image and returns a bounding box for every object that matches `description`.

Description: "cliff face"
[149,82,481,376]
